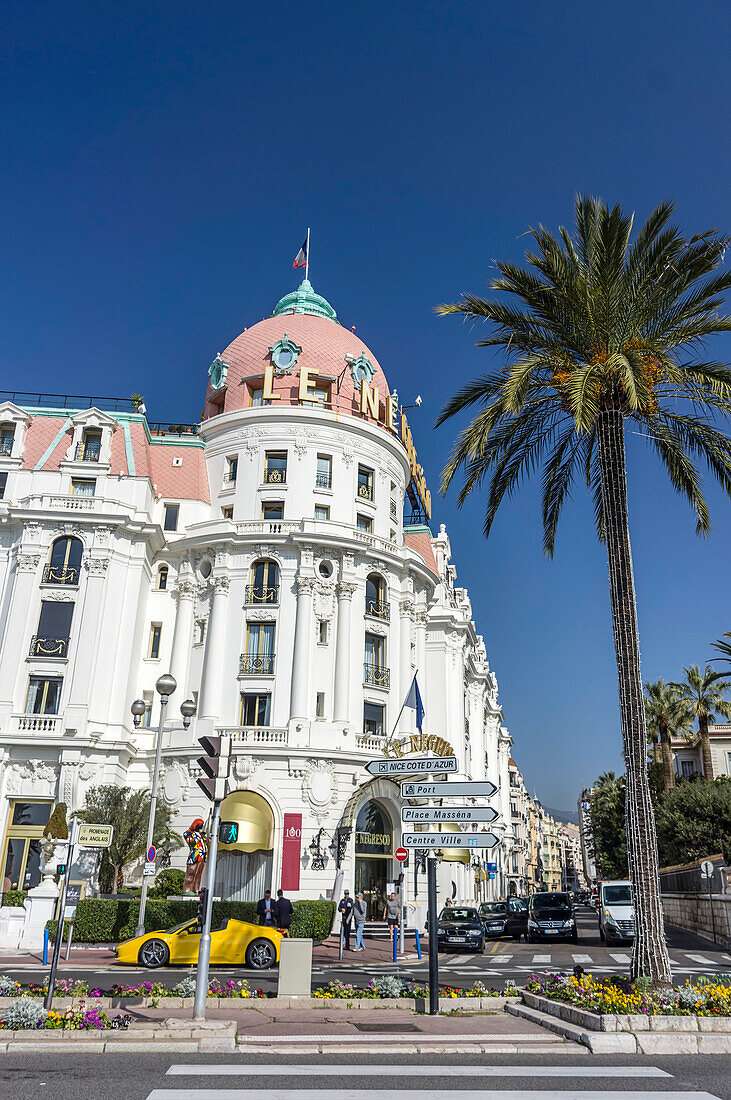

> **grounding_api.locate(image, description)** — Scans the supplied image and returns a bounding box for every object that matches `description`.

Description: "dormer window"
[0,425,15,457]
[78,429,102,462]
[65,408,116,468]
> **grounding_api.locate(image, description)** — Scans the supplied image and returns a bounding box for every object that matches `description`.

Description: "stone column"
[398,597,414,734]
[198,575,230,720]
[289,576,314,720]
[169,578,197,699]
[333,581,356,722]
[67,556,109,710]
[0,552,40,721]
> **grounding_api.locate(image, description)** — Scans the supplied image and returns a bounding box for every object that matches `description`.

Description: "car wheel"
[138,938,170,968]
[246,938,277,970]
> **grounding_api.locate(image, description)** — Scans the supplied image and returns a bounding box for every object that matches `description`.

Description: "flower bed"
[313,978,518,1000]
[0,974,267,1001]
[0,996,132,1032]
[524,970,731,1016]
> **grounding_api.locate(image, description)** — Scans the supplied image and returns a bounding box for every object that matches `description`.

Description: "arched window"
[365,573,389,619]
[157,565,169,590]
[45,537,83,586]
[247,560,279,604]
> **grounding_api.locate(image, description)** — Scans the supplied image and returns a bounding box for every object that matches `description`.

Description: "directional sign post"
[402,832,499,849]
[400,780,497,798]
[700,861,717,942]
[365,756,458,777]
[402,806,498,824]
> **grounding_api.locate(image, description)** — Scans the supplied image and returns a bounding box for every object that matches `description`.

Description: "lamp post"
[131,675,196,938]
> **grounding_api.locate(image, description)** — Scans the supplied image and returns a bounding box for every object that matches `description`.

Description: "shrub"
[0,974,21,996]
[291,900,335,942]
[149,868,185,898]
[2,889,27,908]
[371,974,405,997]
[43,803,69,840]
[172,976,197,997]
[0,997,47,1029]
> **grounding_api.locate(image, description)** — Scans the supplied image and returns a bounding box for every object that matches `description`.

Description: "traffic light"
[219,820,239,844]
[197,887,209,930]
[196,735,231,801]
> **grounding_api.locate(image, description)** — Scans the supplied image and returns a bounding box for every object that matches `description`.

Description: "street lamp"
[131,674,196,938]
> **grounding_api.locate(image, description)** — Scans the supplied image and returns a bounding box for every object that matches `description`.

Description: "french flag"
[293,237,308,269]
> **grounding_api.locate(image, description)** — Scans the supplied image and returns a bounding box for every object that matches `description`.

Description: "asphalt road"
[3,908,729,996]
[1,1053,730,1100]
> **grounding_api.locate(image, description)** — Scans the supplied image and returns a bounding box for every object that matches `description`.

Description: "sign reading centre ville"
[365,756,458,777]
[281,813,302,891]
[402,832,499,850]
[401,780,498,798]
[401,806,499,824]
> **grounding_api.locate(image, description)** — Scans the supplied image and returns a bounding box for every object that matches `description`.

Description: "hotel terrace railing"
[29,636,69,658]
[216,726,288,745]
[14,714,61,733]
[263,468,286,485]
[239,654,276,676]
[357,483,374,502]
[42,564,80,586]
[363,663,390,689]
[365,599,390,621]
[19,493,137,518]
[244,585,279,605]
[0,439,14,456]
[315,471,332,489]
[356,732,387,752]
[74,442,101,462]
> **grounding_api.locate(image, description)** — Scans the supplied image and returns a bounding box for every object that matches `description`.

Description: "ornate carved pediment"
[4,760,59,797]
[301,759,338,823]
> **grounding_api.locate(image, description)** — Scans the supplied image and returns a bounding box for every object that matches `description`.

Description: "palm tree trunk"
[659,719,675,791]
[699,714,714,780]
[596,409,672,985]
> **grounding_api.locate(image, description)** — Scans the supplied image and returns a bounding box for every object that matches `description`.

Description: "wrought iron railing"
[244,585,279,605]
[0,439,13,456]
[263,467,286,484]
[239,653,276,675]
[30,636,69,658]
[357,483,374,501]
[365,599,390,620]
[223,471,237,483]
[75,442,101,462]
[315,471,332,489]
[363,662,390,688]
[42,564,80,586]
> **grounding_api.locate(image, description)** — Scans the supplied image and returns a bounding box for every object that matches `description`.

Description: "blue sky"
[3,1,730,809]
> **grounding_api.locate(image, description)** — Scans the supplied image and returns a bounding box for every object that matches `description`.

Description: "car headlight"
[563,919,575,928]
[468,929,481,937]
[604,911,618,925]
[528,919,540,928]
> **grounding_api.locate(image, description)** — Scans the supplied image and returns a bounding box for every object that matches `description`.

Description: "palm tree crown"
[711,631,731,670]
[437,197,731,553]
[671,664,731,780]
[644,678,693,790]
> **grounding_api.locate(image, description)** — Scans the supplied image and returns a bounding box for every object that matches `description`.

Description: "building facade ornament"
[301,758,338,823]
[4,760,59,797]
[16,553,40,573]
[85,556,110,576]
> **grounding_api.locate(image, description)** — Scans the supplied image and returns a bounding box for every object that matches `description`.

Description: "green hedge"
[46,897,335,944]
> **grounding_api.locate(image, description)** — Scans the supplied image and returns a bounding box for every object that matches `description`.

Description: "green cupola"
[272,279,338,322]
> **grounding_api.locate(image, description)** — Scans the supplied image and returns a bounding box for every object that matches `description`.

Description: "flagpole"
[305,227,310,282]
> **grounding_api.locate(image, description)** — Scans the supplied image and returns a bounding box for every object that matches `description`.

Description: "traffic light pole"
[427,855,439,1016]
[193,798,221,1021]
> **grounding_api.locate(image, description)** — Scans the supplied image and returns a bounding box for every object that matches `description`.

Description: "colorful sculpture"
[182,818,208,893]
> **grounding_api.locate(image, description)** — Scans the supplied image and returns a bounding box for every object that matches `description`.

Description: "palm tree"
[671,665,731,781]
[644,679,693,791]
[711,632,731,670]
[436,196,731,985]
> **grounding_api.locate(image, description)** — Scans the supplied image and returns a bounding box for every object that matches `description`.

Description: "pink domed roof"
[203,291,391,422]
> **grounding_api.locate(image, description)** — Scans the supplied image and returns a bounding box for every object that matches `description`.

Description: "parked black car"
[527,891,578,943]
[478,898,528,941]
[436,906,485,953]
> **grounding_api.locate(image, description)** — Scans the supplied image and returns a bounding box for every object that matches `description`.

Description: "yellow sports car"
[116,918,282,970]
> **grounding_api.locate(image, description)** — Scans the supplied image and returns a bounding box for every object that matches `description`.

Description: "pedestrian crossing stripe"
[166,1066,674,1078]
[147,1091,721,1100]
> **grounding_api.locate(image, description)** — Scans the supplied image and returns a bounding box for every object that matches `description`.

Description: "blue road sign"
[146,845,156,863]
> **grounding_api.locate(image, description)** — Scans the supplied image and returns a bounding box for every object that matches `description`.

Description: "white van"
[598,880,635,945]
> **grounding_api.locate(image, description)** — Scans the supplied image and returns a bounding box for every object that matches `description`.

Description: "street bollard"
[42,929,49,966]
[414,928,422,959]
[392,925,397,962]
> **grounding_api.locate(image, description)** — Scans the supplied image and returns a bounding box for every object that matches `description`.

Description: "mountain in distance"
[545,806,579,825]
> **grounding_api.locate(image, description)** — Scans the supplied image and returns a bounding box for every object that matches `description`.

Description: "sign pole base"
[427,856,439,1016]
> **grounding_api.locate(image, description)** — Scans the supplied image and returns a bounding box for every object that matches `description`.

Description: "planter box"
[414,995,520,1013]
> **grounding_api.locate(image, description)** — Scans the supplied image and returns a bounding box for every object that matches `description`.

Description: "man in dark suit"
[274,888,294,932]
[338,889,354,950]
[256,889,275,926]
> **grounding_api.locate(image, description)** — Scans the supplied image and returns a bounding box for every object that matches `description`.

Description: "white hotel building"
[0,279,519,920]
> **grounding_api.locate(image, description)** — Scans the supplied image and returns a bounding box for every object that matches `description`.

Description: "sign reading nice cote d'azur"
[260,359,431,519]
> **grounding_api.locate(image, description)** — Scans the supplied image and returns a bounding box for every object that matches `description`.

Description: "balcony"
[239,653,276,676]
[15,714,60,733]
[365,599,390,621]
[29,636,69,658]
[244,584,279,605]
[357,483,374,502]
[216,726,288,745]
[42,564,79,586]
[363,663,390,689]
[356,732,387,752]
[263,468,286,485]
[74,441,101,462]
[315,472,332,489]
[0,439,13,457]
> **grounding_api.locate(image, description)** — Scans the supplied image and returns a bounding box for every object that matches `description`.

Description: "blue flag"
[403,674,425,733]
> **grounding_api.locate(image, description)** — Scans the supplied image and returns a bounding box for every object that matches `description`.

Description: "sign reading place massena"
[402,832,499,849]
[401,806,499,823]
[365,756,458,776]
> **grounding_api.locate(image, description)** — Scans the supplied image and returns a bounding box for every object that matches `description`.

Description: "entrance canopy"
[218,790,274,853]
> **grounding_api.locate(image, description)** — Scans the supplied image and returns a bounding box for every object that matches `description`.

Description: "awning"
[218,790,275,853]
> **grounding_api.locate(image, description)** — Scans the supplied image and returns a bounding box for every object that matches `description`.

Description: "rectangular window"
[194,619,206,645]
[225,456,238,484]
[318,619,329,645]
[222,506,234,519]
[0,472,7,499]
[240,692,271,726]
[303,384,329,408]
[316,692,325,718]
[264,451,287,484]
[71,479,95,496]
[314,504,330,521]
[142,690,153,729]
[81,430,102,462]
[681,760,696,778]
[25,676,62,715]
[250,387,265,407]
[357,513,372,533]
[262,501,284,519]
[157,565,168,590]
[363,702,385,737]
[365,632,385,667]
[163,503,179,531]
[357,465,374,502]
[148,623,162,660]
[243,622,276,674]
[316,454,332,489]
[0,425,15,456]
[32,601,73,658]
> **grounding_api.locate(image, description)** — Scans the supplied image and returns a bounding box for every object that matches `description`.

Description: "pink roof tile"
[404,528,439,578]
[149,444,209,502]
[22,416,72,470]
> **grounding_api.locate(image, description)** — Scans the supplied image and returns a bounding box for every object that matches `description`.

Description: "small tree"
[656,777,731,865]
[43,803,68,840]
[588,772,628,878]
[74,785,179,893]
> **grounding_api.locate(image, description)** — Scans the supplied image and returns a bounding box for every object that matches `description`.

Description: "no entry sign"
[395,847,408,863]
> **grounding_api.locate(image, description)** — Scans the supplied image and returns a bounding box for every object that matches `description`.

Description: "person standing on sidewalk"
[274,888,293,935]
[338,889,354,950]
[384,891,399,933]
[353,891,367,951]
